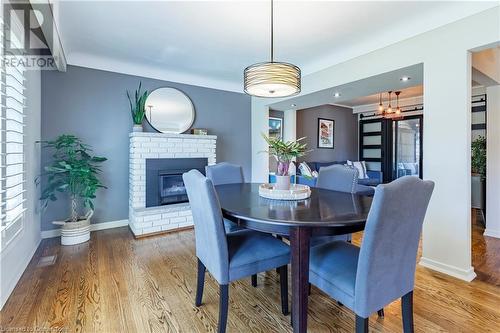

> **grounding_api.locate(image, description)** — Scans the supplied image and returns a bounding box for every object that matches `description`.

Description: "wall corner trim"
[41,219,129,239]
[483,228,500,239]
[418,257,477,282]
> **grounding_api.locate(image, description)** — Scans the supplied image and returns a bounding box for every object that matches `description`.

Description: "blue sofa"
[269,161,381,196]
[300,161,382,186]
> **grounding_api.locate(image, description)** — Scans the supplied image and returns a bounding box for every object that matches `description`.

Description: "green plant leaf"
[37,134,107,215]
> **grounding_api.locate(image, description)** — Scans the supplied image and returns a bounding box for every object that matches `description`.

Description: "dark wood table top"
[216,183,373,234]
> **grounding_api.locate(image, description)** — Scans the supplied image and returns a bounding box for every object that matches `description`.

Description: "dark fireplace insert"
[146,158,207,208]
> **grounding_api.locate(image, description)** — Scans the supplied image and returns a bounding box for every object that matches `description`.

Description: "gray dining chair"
[183,170,290,333]
[308,176,434,333]
[312,165,359,247]
[206,162,247,234]
[206,162,260,287]
[206,162,244,186]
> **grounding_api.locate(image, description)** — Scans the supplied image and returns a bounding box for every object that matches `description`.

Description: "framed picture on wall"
[318,118,334,148]
[269,117,283,139]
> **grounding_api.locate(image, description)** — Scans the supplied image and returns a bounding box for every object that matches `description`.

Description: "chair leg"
[195,259,206,307]
[377,309,385,318]
[218,284,229,333]
[402,291,414,333]
[279,265,289,315]
[251,274,258,287]
[275,235,283,274]
[356,315,369,333]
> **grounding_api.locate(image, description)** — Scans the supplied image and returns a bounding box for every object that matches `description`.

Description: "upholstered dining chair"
[205,162,260,287]
[206,162,244,186]
[183,170,290,333]
[308,176,434,333]
[206,162,247,234]
[312,164,360,247]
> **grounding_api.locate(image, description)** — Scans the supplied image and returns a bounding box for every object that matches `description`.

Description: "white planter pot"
[53,211,93,246]
[132,124,143,132]
[471,174,485,210]
[275,175,291,190]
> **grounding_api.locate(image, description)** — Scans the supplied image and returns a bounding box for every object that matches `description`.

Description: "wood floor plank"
[1,221,499,333]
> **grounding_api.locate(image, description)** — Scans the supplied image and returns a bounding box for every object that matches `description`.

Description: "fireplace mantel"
[129,132,217,237]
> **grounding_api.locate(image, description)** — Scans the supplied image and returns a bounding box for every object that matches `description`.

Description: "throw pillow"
[347,160,369,179]
[299,162,313,178]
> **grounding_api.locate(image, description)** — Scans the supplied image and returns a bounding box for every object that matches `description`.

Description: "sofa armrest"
[296,175,317,187]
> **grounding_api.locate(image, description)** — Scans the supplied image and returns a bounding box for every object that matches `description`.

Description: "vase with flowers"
[262,133,309,190]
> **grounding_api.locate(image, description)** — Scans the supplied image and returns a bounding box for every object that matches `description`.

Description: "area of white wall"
[251,7,499,281]
[485,85,500,238]
[283,109,297,142]
[0,69,42,309]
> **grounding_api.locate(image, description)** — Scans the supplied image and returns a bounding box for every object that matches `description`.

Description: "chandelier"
[244,0,301,98]
[378,91,403,119]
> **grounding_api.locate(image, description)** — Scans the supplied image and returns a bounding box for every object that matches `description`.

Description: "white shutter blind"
[1,18,26,250]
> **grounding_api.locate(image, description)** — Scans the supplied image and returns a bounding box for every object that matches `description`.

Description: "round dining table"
[215,183,373,333]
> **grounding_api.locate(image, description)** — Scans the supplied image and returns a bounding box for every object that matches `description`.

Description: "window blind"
[1,18,26,250]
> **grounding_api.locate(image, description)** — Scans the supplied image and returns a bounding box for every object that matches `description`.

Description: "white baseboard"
[41,219,129,239]
[419,257,477,282]
[484,228,500,239]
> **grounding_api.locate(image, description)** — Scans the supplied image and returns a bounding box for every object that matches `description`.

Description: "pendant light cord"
[271,0,274,62]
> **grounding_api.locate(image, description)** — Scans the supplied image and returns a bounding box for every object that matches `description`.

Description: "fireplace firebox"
[146,158,207,208]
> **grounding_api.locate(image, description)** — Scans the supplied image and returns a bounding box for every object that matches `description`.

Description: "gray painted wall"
[296,104,358,163]
[41,65,251,231]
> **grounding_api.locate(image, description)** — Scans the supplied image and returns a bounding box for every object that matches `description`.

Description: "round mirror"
[144,87,195,134]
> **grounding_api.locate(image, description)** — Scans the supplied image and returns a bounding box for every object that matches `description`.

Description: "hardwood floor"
[1,226,499,332]
[472,209,500,286]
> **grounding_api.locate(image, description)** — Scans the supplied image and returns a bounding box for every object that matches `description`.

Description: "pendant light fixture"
[386,91,393,114]
[378,93,384,114]
[378,90,404,119]
[395,91,401,115]
[244,0,301,98]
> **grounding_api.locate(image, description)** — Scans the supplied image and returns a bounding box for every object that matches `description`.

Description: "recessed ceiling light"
[291,103,296,107]
[400,76,411,82]
[334,92,341,97]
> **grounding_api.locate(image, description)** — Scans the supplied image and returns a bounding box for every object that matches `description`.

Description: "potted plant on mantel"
[263,133,309,190]
[471,136,486,216]
[127,82,149,132]
[37,135,107,245]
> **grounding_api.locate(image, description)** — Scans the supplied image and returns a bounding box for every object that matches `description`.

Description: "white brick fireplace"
[129,132,216,237]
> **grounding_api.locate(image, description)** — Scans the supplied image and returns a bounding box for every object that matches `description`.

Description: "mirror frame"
[144,87,196,134]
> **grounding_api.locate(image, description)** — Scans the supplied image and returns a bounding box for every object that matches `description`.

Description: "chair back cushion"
[206,162,244,186]
[354,176,434,317]
[316,164,359,193]
[183,170,229,284]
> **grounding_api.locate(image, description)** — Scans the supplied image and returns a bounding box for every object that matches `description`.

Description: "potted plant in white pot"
[127,82,148,132]
[37,135,107,245]
[471,136,486,215]
[263,133,309,190]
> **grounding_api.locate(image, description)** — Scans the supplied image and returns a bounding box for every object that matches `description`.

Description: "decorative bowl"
[259,183,311,201]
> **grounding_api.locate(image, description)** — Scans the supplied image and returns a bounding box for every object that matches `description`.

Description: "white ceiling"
[269,63,423,110]
[341,85,423,108]
[55,1,498,92]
